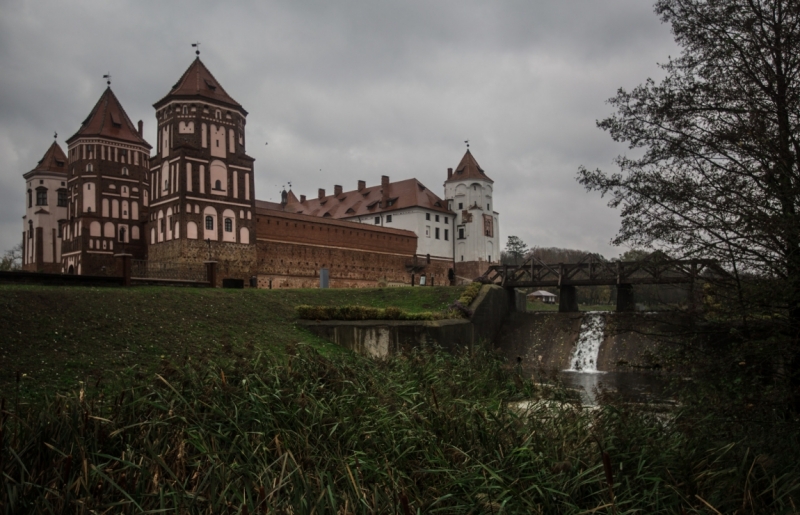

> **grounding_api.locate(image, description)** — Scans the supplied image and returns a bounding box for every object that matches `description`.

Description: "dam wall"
[496,311,688,372]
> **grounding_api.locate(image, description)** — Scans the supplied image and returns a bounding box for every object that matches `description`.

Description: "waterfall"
[567,312,606,373]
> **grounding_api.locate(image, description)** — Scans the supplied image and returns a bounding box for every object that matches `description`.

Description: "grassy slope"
[0,284,464,400]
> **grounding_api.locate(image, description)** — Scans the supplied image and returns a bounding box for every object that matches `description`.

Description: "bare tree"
[0,244,22,271]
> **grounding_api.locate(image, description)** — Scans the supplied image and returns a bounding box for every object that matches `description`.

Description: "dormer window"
[110,112,121,127]
[205,79,217,91]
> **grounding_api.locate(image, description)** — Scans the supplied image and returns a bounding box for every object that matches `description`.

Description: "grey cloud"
[0,0,678,257]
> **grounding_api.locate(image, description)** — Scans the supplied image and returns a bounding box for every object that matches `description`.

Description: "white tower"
[444,149,499,279]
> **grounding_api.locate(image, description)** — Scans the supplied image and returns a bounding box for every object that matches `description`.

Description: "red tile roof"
[154,58,245,113]
[277,178,453,219]
[66,88,151,148]
[446,149,493,183]
[29,141,68,174]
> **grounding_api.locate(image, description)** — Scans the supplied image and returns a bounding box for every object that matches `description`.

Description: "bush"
[458,282,483,307]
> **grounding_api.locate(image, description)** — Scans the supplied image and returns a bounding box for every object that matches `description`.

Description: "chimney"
[381,175,390,205]
[300,194,306,203]
[138,120,143,137]
[334,184,343,196]
[358,180,366,192]
[318,188,326,199]
[447,167,453,180]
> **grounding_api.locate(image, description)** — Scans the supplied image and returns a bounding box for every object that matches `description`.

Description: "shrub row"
[457,281,483,306]
[296,304,455,321]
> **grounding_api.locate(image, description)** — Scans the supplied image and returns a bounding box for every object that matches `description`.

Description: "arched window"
[122,167,129,176]
[119,227,126,242]
[182,105,188,115]
[28,220,33,239]
[215,110,221,119]
[215,179,222,190]
[206,216,214,230]
[224,218,233,232]
[86,164,93,172]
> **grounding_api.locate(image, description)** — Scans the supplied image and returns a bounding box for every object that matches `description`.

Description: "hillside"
[0,284,465,400]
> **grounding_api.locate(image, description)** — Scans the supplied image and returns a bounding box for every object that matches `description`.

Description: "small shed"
[527,290,558,304]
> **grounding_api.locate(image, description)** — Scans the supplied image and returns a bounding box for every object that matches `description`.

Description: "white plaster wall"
[22,173,68,265]
[343,207,453,259]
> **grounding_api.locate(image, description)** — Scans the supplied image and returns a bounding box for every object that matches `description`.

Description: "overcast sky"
[0,0,679,258]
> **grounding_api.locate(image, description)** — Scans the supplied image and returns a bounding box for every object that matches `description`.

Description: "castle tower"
[443,149,500,279]
[63,88,152,275]
[21,141,69,272]
[148,58,256,284]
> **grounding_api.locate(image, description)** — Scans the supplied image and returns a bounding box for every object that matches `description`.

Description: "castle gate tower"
[148,58,256,284]
[444,149,500,280]
[21,141,69,273]
[62,88,152,275]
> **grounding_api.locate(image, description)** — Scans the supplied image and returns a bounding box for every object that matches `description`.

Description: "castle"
[20,56,500,287]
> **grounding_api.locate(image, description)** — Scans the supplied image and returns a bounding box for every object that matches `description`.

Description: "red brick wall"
[255,209,417,255]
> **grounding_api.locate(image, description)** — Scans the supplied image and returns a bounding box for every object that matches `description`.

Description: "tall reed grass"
[1,345,797,513]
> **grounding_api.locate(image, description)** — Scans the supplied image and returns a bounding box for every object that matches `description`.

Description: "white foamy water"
[566,312,606,373]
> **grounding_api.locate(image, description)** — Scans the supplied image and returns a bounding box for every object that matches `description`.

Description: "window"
[374,216,380,225]
[119,227,126,242]
[27,189,32,208]
[160,219,165,232]
[435,215,440,222]
[58,190,68,207]
[445,217,448,224]
[458,227,465,239]
[182,105,188,115]
[205,216,214,230]
[28,221,32,239]
[215,110,221,119]
[36,188,47,206]
[487,203,490,210]
[488,255,492,262]
[86,164,93,172]
[224,218,233,232]
[444,229,449,241]
[122,167,129,176]
[458,203,463,210]
[461,255,464,261]
[426,225,430,237]
[58,223,63,238]
[214,180,222,190]
[386,215,392,223]
[435,227,440,239]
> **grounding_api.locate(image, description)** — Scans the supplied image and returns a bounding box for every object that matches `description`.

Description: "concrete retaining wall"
[300,284,511,356]
[496,311,686,372]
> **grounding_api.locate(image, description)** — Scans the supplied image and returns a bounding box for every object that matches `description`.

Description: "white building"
[22,141,69,272]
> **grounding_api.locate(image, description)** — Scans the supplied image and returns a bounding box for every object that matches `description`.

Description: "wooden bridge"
[477,253,725,312]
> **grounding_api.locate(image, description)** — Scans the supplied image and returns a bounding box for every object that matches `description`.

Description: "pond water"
[557,370,673,405]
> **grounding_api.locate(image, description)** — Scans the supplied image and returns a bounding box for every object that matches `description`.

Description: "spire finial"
[53,131,57,140]
[192,42,201,56]
[103,72,111,86]
[464,139,470,149]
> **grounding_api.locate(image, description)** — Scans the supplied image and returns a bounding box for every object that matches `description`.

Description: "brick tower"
[62,88,152,275]
[22,141,69,273]
[148,57,256,284]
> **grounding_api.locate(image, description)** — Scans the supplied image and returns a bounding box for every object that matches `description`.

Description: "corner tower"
[22,141,69,272]
[63,88,152,275]
[148,58,256,284]
[443,149,499,279]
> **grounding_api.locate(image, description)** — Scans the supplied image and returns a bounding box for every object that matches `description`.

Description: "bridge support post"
[558,285,579,313]
[616,284,635,312]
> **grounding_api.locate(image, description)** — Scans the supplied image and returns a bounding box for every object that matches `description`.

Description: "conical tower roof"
[66,88,151,148]
[29,141,68,174]
[154,58,246,114]
[446,149,493,183]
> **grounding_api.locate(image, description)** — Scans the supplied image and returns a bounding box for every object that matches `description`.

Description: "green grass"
[3,345,798,513]
[0,284,465,401]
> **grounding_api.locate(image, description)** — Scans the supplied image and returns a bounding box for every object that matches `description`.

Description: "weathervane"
[192,42,201,56]
[465,140,470,149]
[53,131,57,140]
[103,73,111,86]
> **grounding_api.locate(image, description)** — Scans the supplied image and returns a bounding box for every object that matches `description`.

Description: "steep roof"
[446,149,493,183]
[279,178,453,219]
[66,88,151,148]
[28,141,68,175]
[154,58,245,113]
